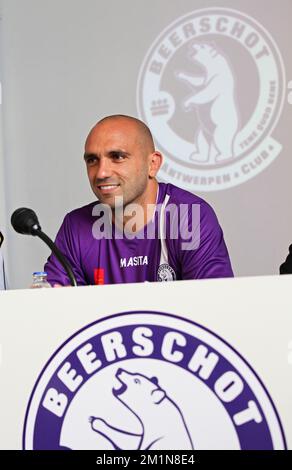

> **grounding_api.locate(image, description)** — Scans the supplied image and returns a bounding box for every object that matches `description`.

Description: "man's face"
[84,119,153,209]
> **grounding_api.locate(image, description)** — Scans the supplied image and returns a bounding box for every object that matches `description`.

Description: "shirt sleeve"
[44,213,87,286]
[179,202,234,280]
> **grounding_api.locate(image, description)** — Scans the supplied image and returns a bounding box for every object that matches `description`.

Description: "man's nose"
[95,157,112,180]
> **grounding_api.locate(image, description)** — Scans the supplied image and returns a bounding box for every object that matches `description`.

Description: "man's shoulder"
[64,201,100,223]
[161,182,219,228]
[161,182,211,208]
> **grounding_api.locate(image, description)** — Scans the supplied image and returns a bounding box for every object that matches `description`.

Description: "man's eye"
[134,379,141,384]
[86,157,97,165]
[112,153,125,161]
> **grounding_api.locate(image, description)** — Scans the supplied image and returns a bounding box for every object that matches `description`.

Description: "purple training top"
[45,183,233,286]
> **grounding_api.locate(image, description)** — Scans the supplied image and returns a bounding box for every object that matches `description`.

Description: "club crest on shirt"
[157,263,176,281]
[23,312,286,450]
[137,8,285,191]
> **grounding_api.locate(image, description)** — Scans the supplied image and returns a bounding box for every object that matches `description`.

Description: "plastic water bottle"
[30,271,52,288]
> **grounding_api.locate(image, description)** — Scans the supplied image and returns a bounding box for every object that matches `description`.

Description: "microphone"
[11,207,41,235]
[11,208,77,287]
[0,230,6,290]
[280,244,292,275]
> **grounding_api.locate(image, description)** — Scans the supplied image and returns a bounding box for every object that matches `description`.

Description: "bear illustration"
[177,42,239,163]
[89,368,194,450]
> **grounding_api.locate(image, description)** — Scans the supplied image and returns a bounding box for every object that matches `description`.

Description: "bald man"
[45,115,233,285]
[84,115,161,230]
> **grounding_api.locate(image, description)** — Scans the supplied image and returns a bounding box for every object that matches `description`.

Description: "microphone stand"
[11,208,78,287]
[32,226,77,287]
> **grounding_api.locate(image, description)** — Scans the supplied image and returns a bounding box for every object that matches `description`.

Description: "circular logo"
[23,312,286,450]
[157,263,177,281]
[137,8,285,191]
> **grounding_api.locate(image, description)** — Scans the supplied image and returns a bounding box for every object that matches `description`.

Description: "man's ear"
[148,151,163,178]
[151,389,166,404]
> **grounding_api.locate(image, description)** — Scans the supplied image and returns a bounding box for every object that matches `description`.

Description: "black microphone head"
[11,208,41,235]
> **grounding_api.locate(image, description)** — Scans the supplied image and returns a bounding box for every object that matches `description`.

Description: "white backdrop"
[0,0,291,288]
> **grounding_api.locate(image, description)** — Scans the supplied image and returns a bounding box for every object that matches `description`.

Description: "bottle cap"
[33,271,47,276]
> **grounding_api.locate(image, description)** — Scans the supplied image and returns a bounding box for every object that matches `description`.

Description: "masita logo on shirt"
[120,256,148,268]
[23,312,286,450]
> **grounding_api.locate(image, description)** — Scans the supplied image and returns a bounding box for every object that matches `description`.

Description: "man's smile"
[97,183,121,194]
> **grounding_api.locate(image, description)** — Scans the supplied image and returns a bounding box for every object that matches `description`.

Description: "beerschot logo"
[137,8,285,191]
[23,312,286,449]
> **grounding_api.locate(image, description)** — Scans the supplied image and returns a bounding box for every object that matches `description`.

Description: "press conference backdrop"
[0,0,291,289]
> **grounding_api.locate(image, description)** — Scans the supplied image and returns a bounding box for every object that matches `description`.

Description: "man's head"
[84,115,162,210]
